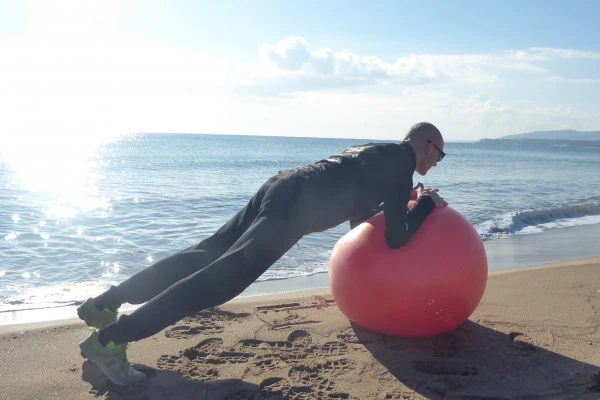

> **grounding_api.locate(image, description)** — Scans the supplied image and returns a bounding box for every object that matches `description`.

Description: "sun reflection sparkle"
[0,133,122,219]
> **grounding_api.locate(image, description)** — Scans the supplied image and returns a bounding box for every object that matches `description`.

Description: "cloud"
[525,48,600,60]
[245,37,502,96]
[545,76,600,84]
[503,47,600,75]
[240,39,600,97]
[464,93,512,115]
[504,62,547,73]
[260,36,317,71]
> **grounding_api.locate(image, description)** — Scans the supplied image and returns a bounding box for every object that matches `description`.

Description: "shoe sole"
[79,344,143,386]
[77,310,116,329]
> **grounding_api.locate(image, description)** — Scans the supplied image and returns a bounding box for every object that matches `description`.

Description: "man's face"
[416,139,444,176]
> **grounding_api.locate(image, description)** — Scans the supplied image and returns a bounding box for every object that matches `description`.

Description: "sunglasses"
[427,140,446,162]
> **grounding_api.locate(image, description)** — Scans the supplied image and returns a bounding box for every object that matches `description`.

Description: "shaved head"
[403,122,444,175]
[403,122,443,148]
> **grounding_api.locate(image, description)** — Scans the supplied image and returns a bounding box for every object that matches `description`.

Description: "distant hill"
[478,129,600,148]
[500,130,600,141]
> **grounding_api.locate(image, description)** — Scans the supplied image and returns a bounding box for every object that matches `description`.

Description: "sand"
[1,258,600,400]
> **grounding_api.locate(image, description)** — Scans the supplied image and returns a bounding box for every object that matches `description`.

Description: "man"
[78,122,447,385]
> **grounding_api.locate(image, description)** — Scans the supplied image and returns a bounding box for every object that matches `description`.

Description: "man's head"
[402,122,444,176]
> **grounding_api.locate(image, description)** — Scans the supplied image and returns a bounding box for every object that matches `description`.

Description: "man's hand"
[410,182,424,201]
[417,186,448,207]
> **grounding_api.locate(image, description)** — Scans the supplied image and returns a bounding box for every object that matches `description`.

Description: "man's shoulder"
[340,142,403,157]
[336,142,413,177]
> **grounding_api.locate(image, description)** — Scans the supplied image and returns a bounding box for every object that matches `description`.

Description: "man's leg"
[90,179,275,313]
[99,215,302,345]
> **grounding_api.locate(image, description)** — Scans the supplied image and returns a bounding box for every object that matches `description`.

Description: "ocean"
[1,133,600,322]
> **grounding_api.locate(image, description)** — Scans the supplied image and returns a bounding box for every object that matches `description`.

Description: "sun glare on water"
[0,132,118,218]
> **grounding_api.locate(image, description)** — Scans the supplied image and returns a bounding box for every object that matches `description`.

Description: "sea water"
[1,134,599,317]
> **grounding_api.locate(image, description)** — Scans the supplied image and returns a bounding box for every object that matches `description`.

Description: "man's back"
[275,142,416,233]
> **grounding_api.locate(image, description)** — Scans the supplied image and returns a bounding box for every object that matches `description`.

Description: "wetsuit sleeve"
[383,180,436,249]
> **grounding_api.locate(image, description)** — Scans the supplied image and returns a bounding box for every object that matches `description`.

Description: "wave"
[476,201,600,240]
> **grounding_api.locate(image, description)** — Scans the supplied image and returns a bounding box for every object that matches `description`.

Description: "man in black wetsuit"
[78,122,447,385]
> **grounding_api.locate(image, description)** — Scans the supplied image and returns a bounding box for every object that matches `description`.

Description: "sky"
[1,0,599,145]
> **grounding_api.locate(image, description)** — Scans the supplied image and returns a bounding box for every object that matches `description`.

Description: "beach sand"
[2,258,600,400]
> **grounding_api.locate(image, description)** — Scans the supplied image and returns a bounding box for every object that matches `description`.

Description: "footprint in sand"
[203,351,254,365]
[180,363,220,382]
[182,337,224,358]
[272,313,321,330]
[255,296,334,316]
[289,358,357,379]
[288,366,337,391]
[157,336,252,382]
[320,359,357,376]
[236,338,265,350]
[336,328,361,344]
[256,300,329,330]
[182,307,252,324]
[157,354,221,382]
[335,327,373,353]
[288,330,313,348]
[259,376,353,400]
[165,307,251,339]
[280,332,350,362]
[159,325,359,397]
[165,321,224,338]
[259,376,293,395]
[380,390,425,400]
[223,377,311,400]
[236,338,294,352]
[235,335,309,364]
[157,354,186,370]
[248,353,288,375]
[316,341,348,357]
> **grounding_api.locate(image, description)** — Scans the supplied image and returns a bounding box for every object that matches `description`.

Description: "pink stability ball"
[328,206,488,337]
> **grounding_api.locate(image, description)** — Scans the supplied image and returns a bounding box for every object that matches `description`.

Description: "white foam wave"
[0,280,117,313]
[476,201,600,240]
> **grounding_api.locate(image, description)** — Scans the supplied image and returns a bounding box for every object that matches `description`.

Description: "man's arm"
[382,180,437,249]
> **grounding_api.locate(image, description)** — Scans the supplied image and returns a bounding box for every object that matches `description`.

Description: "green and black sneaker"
[79,329,145,386]
[77,298,117,329]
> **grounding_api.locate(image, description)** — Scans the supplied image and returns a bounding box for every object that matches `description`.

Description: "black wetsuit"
[96,142,436,344]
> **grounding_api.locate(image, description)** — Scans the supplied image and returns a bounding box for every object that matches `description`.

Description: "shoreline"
[2,257,600,399]
[2,255,600,333]
[2,222,600,327]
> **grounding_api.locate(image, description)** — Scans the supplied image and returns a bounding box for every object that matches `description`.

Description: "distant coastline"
[480,129,600,148]
[479,138,600,149]
[500,129,600,141]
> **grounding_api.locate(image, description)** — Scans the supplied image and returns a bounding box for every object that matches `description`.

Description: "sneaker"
[77,298,117,329]
[79,330,146,386]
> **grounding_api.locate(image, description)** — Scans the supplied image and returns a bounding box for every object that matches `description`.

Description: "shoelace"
[102,308,117,318]
[88,327,131,371]
[112,343,131,371]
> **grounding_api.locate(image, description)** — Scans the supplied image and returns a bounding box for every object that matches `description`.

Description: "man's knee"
[241,222,300,263]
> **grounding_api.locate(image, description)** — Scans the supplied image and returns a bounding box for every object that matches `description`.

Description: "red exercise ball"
[329,206,488,337]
